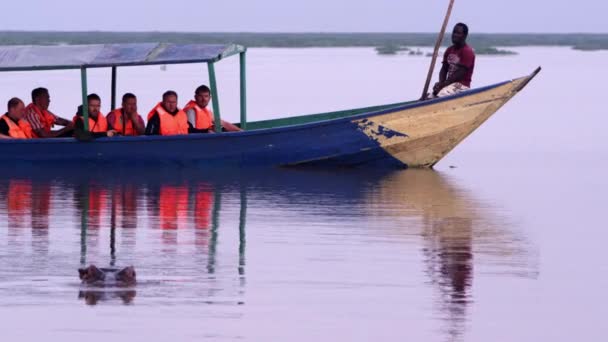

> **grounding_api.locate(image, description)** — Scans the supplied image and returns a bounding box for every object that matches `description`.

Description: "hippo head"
[78,265,106,284]
[115,266,137,285]
[78,265,137,285]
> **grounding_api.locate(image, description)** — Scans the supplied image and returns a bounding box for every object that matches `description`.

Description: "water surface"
[0,47,606,341]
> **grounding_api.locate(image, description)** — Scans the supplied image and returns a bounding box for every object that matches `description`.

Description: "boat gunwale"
[0,77,517,145]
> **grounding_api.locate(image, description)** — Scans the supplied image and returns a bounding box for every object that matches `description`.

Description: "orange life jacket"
[194,191,213,229]
[110,108,140,136]
[183,100,214,130]
[147,103,189,136]
[7,180,32,229]
[159,185,189,230]
[31,184,51,229]
[87,186,107,230]
[1,114,34,139]
[111,185,138,229]
[25,103,55,137]
[72,113,108,133]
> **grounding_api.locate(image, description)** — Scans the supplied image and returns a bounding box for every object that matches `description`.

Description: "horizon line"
[0,30,607,35]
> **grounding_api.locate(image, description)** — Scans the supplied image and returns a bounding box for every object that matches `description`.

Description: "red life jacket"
[147,103,189,136]
[1,114,34,139]
[183,100,214,130]
[109,108,140,136]
[25,103,55,137]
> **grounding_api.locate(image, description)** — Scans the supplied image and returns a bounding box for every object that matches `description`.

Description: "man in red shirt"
[433,23,476,97]
[24,87,74,138]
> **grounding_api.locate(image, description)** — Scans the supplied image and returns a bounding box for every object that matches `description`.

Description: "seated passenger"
[183,85,241,132]
[145,91,192,136]
[24,87,74,138]
[0,97,34,139]
[432,23,476,98]
[107,93,145,136]
[73,94,115,137]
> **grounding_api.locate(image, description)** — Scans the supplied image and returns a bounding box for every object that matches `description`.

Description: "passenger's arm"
[33,125,74,138]
[0,120,10,137]
[131,114,145,135]
[145,113,161,135]
[54,116,73,126]
[220,120,242,132]
[439,63,448,83]
[444,66,467,86]
[187,122,209,134]
[433,63,450,96]
[185,109,196,127]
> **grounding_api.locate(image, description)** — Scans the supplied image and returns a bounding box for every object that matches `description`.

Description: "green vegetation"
[375,45,409,55]
[1,31,606,53]
[474,47,518,55]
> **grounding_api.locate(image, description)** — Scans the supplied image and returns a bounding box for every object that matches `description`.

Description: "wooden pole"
[421,0,455,100]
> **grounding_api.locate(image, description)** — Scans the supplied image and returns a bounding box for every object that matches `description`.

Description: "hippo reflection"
[78,265,137,305]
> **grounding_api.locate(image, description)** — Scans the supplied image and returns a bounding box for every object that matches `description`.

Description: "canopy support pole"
[111,66,117,111]
[238,186,247,276]
[207,62,222,133]
[80,67,89,131]
[80,190,89,265]
[239,51,247,130]
[207,191,222,274]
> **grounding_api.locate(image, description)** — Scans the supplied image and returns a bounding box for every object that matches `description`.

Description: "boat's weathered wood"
[355,75,531,167]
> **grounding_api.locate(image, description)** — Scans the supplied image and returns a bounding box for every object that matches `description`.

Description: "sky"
[1,0,606,33]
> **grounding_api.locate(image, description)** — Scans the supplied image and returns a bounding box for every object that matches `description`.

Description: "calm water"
[0,48,607,341]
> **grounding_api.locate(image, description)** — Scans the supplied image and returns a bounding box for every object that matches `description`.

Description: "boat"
[0,43,540,168]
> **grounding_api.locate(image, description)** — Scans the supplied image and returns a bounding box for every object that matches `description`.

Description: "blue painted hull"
[0,116,403,168]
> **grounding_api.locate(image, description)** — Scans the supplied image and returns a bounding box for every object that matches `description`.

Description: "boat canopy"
[0,43,246,71]
[0,43,248,132]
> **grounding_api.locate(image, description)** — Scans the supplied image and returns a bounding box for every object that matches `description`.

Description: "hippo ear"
[78,268,87,280]
[117,266,136,281]
[125,266,136,278]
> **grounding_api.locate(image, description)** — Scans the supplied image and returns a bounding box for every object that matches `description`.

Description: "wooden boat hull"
[0,70,539,169]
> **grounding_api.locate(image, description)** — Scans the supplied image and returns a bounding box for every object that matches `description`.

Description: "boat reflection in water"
[370,170,536,341]
[0,166,535,338]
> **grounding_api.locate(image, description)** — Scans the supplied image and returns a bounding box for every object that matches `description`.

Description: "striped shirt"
[24,104,58,131]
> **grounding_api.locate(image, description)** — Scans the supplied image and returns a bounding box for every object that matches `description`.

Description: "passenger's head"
[162,90,178,113]
[122,93,137,115]
[31,87,50,110]
[452,23,469,46]
[194,85,211,108]
[87,93,101,119]
[7,97,25,120]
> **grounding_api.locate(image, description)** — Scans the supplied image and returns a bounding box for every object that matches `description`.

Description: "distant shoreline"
[1,32,606,55]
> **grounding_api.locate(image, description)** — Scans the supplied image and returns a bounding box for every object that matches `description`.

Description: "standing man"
[183,85,241,132]
[0,97,34,139]
[433,23,476,98]
[107,93,145,136]
[24,87,74,138]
